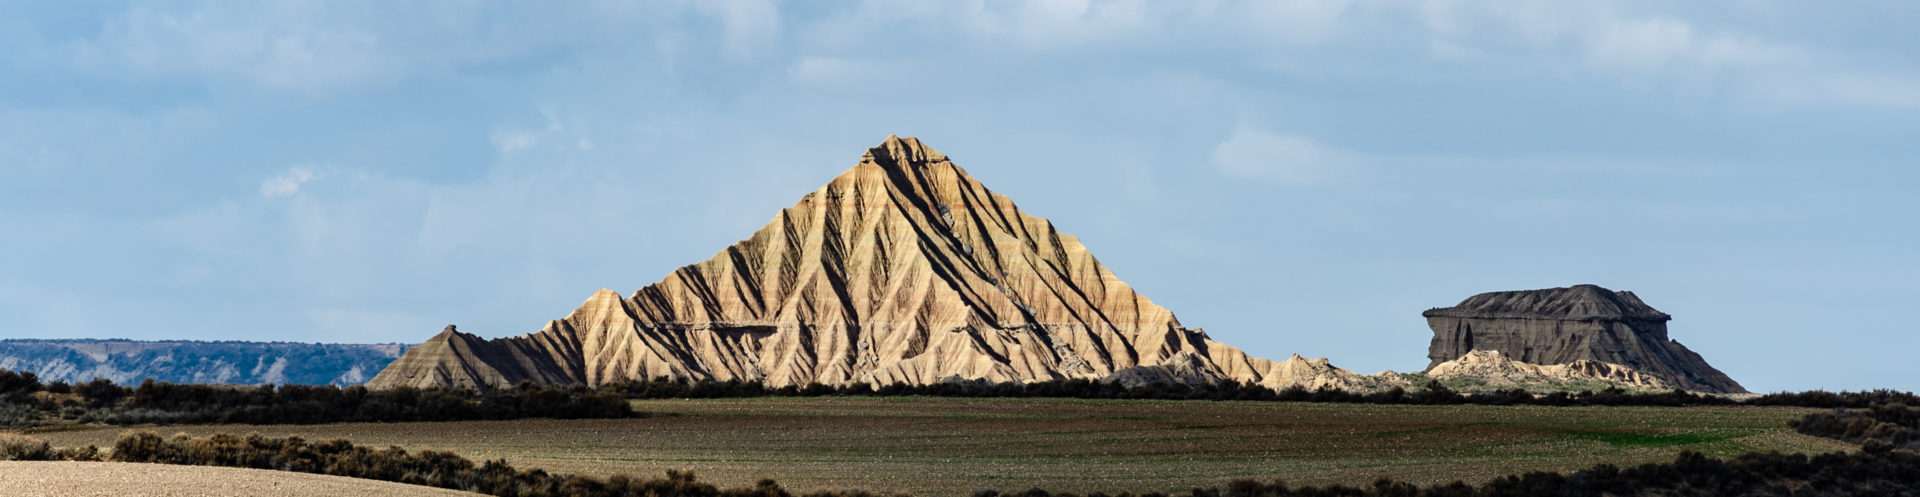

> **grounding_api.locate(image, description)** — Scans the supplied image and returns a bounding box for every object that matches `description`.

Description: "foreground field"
[26,397,1851,495]
[0,461,482,496]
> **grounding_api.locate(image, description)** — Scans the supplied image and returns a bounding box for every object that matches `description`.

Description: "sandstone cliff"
[1425,349,1674,392]
[1424,284,1746,393]
[369,136,1335,390]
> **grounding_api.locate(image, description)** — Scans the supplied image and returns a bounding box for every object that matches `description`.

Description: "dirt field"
[0,461,481,496]
[24,397,1852,496]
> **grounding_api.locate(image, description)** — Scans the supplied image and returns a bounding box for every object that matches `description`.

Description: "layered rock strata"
[1425,349,1674,391]
[369,136,1336,390]
[1424,284,1745,393]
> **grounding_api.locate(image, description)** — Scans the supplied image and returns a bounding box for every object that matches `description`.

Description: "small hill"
[370,136,1342,390]
[0,340,406,386]
[1424,284,1745,393]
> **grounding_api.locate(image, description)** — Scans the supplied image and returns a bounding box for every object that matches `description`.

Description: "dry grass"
[22,397,1852,496]
[0,461,482,496]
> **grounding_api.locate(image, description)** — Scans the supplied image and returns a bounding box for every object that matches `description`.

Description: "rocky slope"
[1425,349,1674,392]
[1424,284,1746,393]
[370,136,1340,391]
[0,340,406,386]
[1103,353,1406,391]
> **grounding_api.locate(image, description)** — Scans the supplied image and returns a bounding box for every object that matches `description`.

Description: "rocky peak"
[863,135,949,168]
[372,136,1310,391]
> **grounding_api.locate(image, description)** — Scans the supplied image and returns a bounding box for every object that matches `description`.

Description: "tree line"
[0,369,633,428]
[599,375,1920,409]
[5,367,1920,429]
[1792,402,1920,451]
[1,429,1915,497]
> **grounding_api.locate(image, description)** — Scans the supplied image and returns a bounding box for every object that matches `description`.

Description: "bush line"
[0,430,1916,497]
[4,367,1919,429]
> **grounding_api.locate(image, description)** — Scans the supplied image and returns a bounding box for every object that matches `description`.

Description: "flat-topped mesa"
[1424,284,1746,394]
[1422,284,1671,322]
[369,136,1322,391]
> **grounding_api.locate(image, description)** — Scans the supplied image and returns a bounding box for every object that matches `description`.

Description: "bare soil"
[0,461,480,497]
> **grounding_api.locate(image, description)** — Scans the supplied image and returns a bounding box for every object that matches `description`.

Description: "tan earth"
[1425,349,1674,391]
[370,136,1362,391]
[0,461,480,497]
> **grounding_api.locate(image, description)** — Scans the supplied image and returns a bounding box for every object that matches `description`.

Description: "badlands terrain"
[367,137,1736,398]
[23,398,1847,495]
[0,137,1825,496]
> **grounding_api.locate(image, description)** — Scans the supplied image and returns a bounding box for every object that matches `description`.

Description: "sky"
[2,1,1916,393]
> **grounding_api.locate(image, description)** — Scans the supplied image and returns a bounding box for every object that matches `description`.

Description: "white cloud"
[40,3,757,95]
[68,5,402,93]
[1418,3,1920,109]
[492,131,540,154]
[1583,17,1795,84]
[260,166,320,198]
[696,0,781,60]
[787,56,883,86]
[808,1,1350,53]
[1212,125,1349,187]
[1242,0,1354,44]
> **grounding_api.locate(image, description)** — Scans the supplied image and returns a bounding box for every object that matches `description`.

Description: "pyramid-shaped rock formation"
[1423,284,1745,393]
[369,136,1332,390]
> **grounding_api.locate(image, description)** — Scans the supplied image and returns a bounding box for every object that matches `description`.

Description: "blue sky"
[2,2,1916,393]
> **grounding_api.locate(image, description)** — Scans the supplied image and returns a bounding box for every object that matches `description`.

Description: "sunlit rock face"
[370,136,1333,391]
[1426,349,1675,391]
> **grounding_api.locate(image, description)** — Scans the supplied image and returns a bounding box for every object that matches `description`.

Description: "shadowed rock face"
[1423,284,1746,393]
[369,136,1330,390]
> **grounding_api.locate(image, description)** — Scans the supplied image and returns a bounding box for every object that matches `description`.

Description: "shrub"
[0,433,51,461]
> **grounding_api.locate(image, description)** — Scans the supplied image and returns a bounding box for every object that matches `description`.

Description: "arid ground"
[0,461,481,496]
[23,398,1851,495]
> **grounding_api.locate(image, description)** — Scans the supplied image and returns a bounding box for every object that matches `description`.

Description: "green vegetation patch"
[1557,429,1737,448]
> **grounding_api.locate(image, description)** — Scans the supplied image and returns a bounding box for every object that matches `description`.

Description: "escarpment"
[1424,284,1746,393]
[369,136,1332,390]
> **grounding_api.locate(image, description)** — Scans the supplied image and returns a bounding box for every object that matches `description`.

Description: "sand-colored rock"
[1424,284,1745,393]
[1425,349,1674,391]
[370,136,1339,390]
[1101,351,1227,388]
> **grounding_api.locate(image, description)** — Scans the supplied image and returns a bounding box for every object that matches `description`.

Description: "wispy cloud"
[1419,2,1920,109]
[260,166,320,198]
[1212,125,1352,187]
